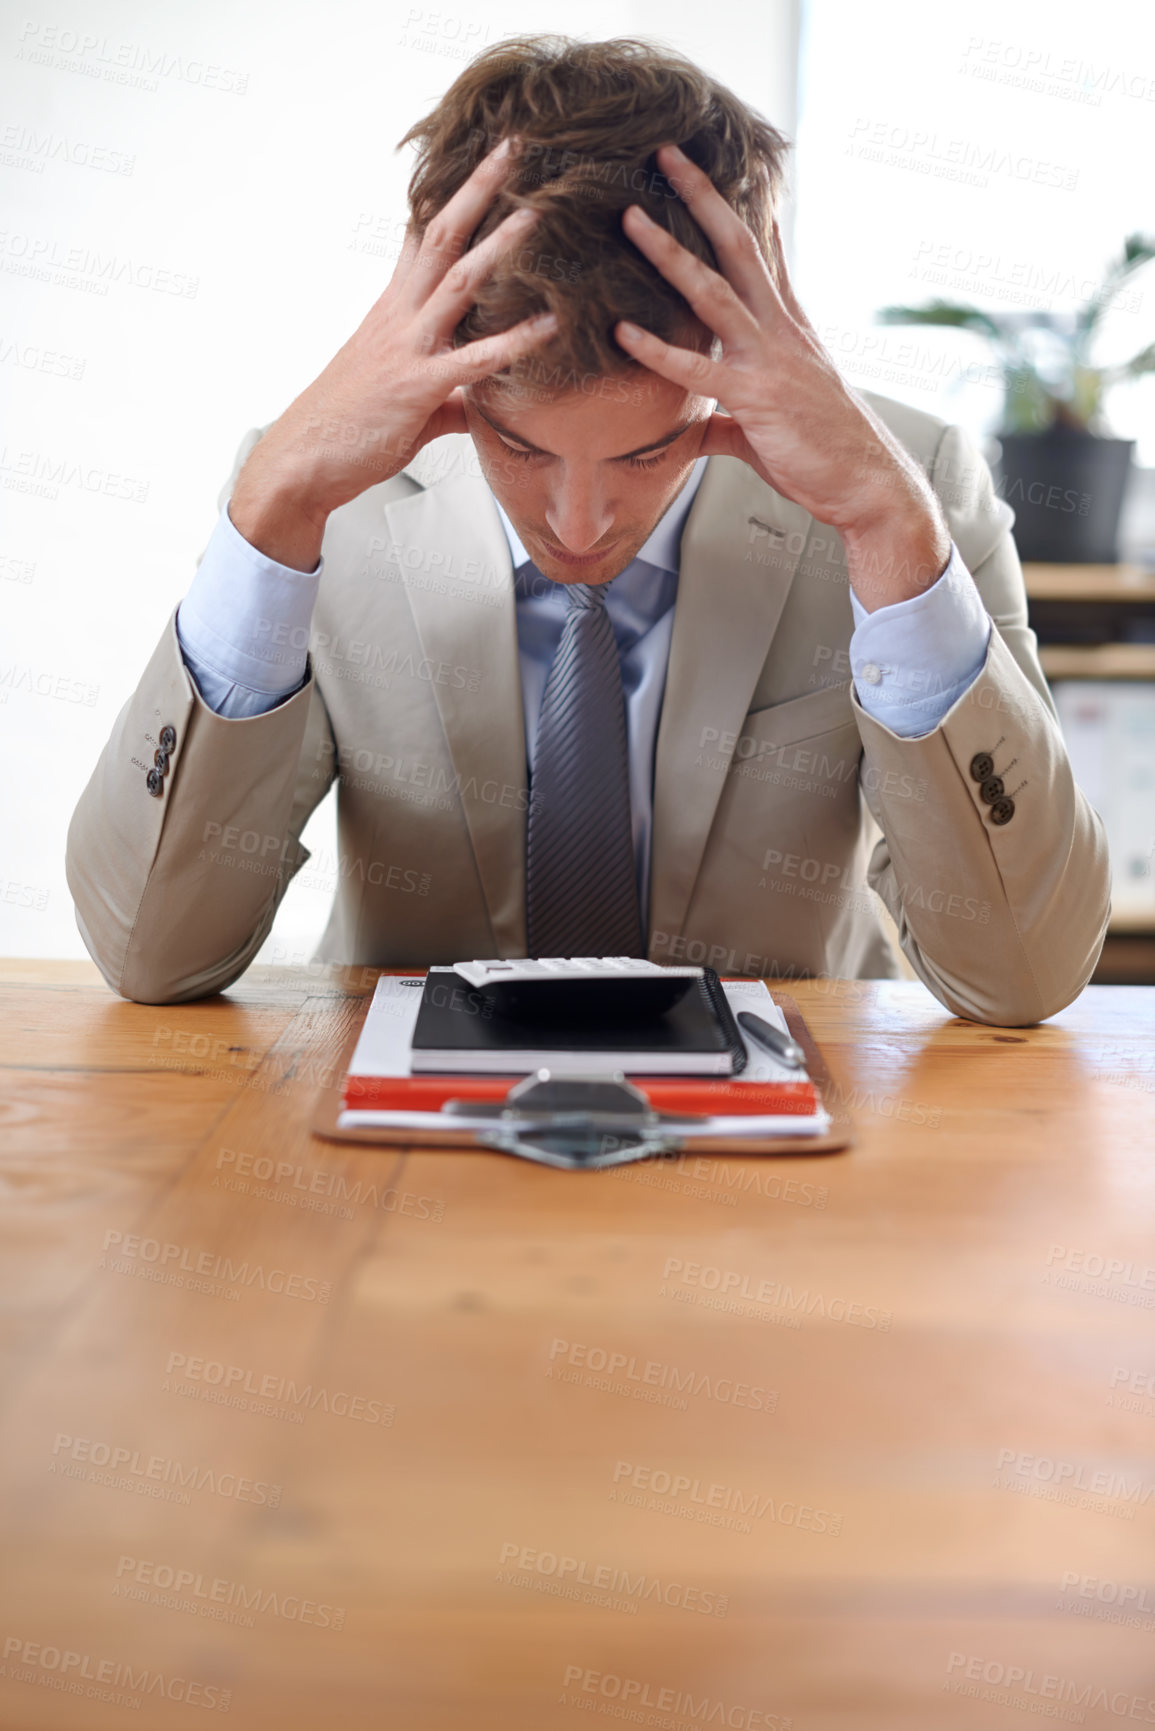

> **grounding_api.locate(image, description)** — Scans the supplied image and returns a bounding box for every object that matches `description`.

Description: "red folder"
[342,1074,820,1116]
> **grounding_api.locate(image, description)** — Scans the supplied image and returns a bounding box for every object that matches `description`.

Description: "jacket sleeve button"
[146,767,165,797]
[154,747,170,773]
[159,724,177,751]
[990,796,1015,825]
[980,775,1005,804]
[970,751,994,782]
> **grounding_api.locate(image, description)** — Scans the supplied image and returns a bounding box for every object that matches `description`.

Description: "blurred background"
[3,0,1153,979]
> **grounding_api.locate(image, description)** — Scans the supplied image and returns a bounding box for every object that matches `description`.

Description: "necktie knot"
[565,581,608,613]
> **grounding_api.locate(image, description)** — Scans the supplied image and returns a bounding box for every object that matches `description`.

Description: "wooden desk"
[1,961,1153,1730]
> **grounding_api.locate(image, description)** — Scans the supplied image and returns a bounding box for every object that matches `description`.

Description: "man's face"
[463,371,714,586]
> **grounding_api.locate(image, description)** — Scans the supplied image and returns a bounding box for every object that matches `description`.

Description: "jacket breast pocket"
[733,679,859,761]
[709,679,863,865]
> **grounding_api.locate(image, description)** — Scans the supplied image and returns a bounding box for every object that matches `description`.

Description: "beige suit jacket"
[66,388,1111,1023]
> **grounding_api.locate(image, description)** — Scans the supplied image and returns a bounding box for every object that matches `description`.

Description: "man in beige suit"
[66,36,1110,1025]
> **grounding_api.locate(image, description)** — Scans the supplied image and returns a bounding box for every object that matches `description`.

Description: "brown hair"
[398,36,791,390]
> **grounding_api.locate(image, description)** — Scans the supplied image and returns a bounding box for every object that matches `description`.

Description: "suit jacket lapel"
[650,455,813,949]
[383,470,528,954]
[383,442,812,959]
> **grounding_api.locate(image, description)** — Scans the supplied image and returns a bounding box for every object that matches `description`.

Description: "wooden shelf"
[1024,562,1155,602]
[1039,643,1155,680]
[1109,910,1155,935]
[1093,933,1155,984]
[1025,567,1155,979]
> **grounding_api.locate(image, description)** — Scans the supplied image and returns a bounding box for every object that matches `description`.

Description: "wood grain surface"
[1,961,1153,1731]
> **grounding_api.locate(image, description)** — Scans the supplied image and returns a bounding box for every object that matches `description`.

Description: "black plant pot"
[995,430,1135,563]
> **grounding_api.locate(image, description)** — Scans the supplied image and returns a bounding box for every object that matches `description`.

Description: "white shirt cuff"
[176,499,323,699]
[848,541,992,738]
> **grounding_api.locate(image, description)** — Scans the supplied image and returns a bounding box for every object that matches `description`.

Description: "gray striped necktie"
[526,580,644,958]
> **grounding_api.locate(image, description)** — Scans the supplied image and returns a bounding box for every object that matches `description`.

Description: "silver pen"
[737,1011,806,1069]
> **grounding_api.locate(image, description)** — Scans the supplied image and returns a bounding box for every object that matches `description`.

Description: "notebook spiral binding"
[700,967,748,1076]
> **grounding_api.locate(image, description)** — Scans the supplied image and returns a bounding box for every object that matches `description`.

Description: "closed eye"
[497,437,667,472]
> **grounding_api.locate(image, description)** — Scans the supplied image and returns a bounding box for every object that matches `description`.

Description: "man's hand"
[614,143,951,611]
[229,137,557,570]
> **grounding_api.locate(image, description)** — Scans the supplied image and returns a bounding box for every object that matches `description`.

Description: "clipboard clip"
[440,1070,688,1170]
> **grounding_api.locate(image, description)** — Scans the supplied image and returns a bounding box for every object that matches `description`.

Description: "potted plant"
[876,235,1155,562]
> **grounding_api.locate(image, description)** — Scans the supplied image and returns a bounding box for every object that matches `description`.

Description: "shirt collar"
[491,454,709,578]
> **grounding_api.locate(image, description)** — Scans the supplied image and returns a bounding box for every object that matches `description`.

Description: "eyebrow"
[476,407,695,461]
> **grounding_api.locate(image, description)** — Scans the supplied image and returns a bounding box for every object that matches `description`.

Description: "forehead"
[468,372,708,456]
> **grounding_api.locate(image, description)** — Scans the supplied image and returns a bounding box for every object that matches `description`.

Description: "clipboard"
[310,981,854,1164]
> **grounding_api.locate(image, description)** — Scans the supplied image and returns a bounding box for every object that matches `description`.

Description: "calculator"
[452,957,704,1022]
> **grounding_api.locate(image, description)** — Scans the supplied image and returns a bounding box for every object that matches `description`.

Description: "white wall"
[794,0,1155,471]
[0,0,800,963]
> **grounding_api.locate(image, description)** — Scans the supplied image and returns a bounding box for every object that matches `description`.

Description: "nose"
[544,470,614,554]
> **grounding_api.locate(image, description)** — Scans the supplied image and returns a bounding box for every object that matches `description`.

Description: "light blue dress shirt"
[175,457,992,912]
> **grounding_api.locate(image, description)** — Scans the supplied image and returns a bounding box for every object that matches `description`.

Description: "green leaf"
[1002,366,1057,434]
[1079,234,1155,340]
[875,300,1004,341]
[1121,341,1155,380]
[874,238,1155,434]
[1122,233,1155,269]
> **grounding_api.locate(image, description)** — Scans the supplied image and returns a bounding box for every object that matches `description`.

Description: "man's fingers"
[697,411,747,461]
[387,219,425,298]
[419,388,470,446]
[770,215,816,334]
[420,205,541,339]
[622,205,758,349]
[613,320,724,394]
[653,142,783,323]
[402,136,521,306]
[438,310,559,389]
